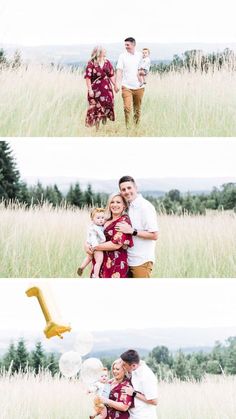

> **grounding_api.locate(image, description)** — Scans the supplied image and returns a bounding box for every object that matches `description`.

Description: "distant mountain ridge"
[1,42,236,64]
[1,326,236,356]
[23,176,236,195]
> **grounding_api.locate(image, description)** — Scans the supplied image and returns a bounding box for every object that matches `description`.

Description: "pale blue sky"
[9,138,236,180]
[1,0,235,46]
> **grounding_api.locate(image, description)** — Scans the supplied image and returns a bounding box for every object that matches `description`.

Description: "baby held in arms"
[77,208,106,278]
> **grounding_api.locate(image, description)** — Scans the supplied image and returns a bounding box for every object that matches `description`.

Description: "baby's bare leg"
[93,251,104,278]
[77,254,92,276]
[97,406,107,419]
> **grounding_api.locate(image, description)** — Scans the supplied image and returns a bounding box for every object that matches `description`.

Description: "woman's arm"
[85,78,94,97]
[102,397,130,412]
[94,241,122,252]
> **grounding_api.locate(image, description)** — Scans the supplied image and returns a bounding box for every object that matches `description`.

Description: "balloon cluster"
[58,330,103,385]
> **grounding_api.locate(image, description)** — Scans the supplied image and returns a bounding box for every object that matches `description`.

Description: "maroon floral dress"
[90,214,133,278]
[106,379,134,419]
[84,59,115,127]
[101,214,133,278]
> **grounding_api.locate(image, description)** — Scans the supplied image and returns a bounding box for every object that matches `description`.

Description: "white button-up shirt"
[130,361,158,419]
[127,194,158,266]
[117,51,143,89]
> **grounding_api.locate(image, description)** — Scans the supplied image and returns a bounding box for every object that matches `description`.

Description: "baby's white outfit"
[139,56,151,73]
[89,381,111,398]
[87,224,106,247]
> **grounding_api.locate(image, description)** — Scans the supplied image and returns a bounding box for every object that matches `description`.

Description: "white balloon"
[59,351,82,378]
[80,357,103,385]
[74,330,94,356]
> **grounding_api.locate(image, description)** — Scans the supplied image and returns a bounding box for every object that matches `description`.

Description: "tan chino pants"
[129,261,153,278]
[122,87,145,127]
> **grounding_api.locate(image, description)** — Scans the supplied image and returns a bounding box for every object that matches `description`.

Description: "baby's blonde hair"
[142,48,150,54]
[90,207,105,220]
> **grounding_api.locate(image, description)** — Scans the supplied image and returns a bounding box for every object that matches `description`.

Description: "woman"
[101,359,134,419]
[84,46,117,129]
[91,193,133,278]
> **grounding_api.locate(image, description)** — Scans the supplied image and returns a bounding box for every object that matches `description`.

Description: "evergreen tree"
[31,341,46,373]
[0,142,20,199]
[15,338,29,372]
[46,352,59,375]
[84,184,94,206]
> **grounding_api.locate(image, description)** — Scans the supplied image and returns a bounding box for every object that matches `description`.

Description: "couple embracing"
[84,37,151,130]
[78,176,158,278]
[92,349,158,419]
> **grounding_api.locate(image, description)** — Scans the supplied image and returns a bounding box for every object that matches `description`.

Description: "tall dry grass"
[0,370,93,419]
[0,203,235,277]
[1,372,236,418]
[0,65,236,136]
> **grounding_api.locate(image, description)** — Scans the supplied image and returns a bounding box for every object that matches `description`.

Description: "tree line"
[1,336,236,382]
[1,142,236,213]
[150,48,236,75]
[1,46,235,76]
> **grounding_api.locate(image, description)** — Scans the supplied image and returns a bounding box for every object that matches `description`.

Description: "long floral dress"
[106,379,134,419]
[101,214,133,278]
[90,214,133,278]
[84,59,115,127]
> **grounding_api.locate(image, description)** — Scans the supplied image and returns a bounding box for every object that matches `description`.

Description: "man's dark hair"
[124,37,136,44]
[120,349,140,365]
[119,175,136,186]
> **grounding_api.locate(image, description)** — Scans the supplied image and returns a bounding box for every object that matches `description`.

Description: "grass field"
[0,66,236,136]
[1,372,236,419]
[0,204,235,278]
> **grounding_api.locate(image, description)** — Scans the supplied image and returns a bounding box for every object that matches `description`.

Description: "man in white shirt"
[120,349,158,419]
[116,175,158,278]
[116,37,145,127]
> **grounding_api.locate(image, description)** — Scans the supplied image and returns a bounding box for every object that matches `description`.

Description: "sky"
[0,0,236,46]
[1,279,236,338]
[8,138,236,181]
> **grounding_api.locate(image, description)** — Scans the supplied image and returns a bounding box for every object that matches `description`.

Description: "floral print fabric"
[84,59,115,127]
[106,379,134,419]
[91,214,133,278]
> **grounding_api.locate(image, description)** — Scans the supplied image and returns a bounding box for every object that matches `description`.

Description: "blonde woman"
[90,193,133,278]
[84,46,117,129]
[99,359,134,419]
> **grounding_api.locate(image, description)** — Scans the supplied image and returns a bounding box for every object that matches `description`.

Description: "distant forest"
[1,46,236,75]
[1,142,236,214]
[1,336,236,382]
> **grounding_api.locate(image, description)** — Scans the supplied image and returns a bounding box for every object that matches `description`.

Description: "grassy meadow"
[0,204,235,278]
[0,66,236,136]
[1,372,236,419]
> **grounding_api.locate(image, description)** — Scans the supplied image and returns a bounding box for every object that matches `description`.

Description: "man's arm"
[122,385,158,406]
[115,222,158,241]
[115,68,123,89]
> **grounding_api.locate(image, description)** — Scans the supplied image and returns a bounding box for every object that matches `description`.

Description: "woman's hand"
[114,84,119,93]
[88,88,94,97]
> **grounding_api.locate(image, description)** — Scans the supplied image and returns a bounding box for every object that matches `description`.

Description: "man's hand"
[115,222,133,235]
[121,384,134,396]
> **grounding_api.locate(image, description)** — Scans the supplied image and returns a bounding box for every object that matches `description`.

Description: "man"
[116,37,145,127]
[120,349,158,419]
[116,175,158,278]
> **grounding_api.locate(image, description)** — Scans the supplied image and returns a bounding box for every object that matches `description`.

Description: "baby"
[138,48,151,86]
[89,368,111,419]
[77,208,106,278]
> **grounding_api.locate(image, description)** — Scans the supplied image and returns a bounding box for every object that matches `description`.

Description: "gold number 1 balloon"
[26,286,71,339]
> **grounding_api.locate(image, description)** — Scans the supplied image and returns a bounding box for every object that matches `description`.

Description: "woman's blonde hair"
[91,45,106,63]
[112,359,126,376]
[105,193,127,221]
